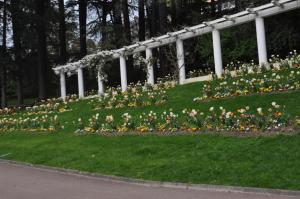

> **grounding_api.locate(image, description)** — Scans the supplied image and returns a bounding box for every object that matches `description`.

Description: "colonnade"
[57,0,297,100]
[60,15,267,100]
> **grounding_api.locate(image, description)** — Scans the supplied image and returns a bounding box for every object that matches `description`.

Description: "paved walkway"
[0,162,298,199]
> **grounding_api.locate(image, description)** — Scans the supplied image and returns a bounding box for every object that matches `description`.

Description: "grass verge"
[0,82,300,190]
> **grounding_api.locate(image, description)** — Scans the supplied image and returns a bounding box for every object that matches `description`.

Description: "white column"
[120,55,128,92]
[146,48,154,85]
[212,29,223,78]
[97,70,104,95]
[176,39,186,85]
[255,17,268,67]
[60,71,67,101]
[77,67,84,98]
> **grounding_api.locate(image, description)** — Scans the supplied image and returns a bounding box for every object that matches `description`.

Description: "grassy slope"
[0,81,300,190]
[61,82,300,132]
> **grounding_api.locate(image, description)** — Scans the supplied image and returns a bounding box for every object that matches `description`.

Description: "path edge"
[1,159,299,197]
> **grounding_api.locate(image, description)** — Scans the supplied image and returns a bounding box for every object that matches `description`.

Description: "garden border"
[1,159,300,197]
[75,129,299,137]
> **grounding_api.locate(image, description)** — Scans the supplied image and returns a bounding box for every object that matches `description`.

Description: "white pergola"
[53,0,300,100]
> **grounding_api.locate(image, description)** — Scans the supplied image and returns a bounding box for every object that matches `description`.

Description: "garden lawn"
[0,81,300,190]
[0,133,300,190]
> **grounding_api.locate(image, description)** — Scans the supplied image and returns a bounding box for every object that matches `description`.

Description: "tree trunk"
[175,0,182,27]
[122,0,136,82]
[138,0,146,80]
[211,0,216,16]
[138,0,145,41]
[59,0,67,63]
[79,0,87,57]
[112,0,123,48]
[145,1,152,36]
[170,0,177,28]
[1,0,7,108]
[150,0,158,37]
[158,0,167,34]
[101,0,108,43]
[122,0,131,44]
[11,0,24,105]
[217,0,222,13]
[35,0,49,100]
[158,0,168,76]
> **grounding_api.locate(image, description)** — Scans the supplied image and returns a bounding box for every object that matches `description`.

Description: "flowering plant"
[89,81,169,110]
[79,102,291,134]
[194,67,300,101]
[0,115,62,132]
[187,68,213,78]
[286,50,300,67]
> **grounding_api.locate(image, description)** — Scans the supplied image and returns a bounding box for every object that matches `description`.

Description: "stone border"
[1,159,300,197]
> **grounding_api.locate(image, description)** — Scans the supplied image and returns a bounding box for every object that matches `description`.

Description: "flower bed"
[25,101,71,115]
[0,96,75,132]
[88,82,173,110]
[0,115,62,132]
[0,95,77,118]
[194,69,300,101]
[194,52,300,102]
[76,102,293,134]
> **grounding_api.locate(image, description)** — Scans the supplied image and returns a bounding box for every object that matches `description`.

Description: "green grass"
[1,81,300,190]
[60,82,300,132]
[0,133,299,190]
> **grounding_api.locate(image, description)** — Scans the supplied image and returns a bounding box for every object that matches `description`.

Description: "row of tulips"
[0,115,62,132]
[76,102,291,134]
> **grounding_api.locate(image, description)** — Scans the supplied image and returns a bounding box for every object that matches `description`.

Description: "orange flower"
[274,112,282,117]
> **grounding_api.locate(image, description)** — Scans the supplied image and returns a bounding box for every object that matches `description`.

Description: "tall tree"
[174,0,183,27]
[150,0,158,37]
[35,0,50,99]
[170,0,177,27]
[79,0,87,57]
[158,0,167,74]
[101,0,108,43]
[158,0,167,34]
[11,0,24,105]
[59,0,67,63]
[122,0,136,82]
[1,0,7,108]
[112,0,123,48]
[122,0,131,44]
[211,0,216,16]
[138,0,145,41]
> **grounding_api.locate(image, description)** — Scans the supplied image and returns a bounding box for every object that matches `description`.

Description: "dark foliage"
[0,0,299,106]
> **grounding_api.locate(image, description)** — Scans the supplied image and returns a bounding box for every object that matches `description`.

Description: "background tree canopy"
[0,0,299,107]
